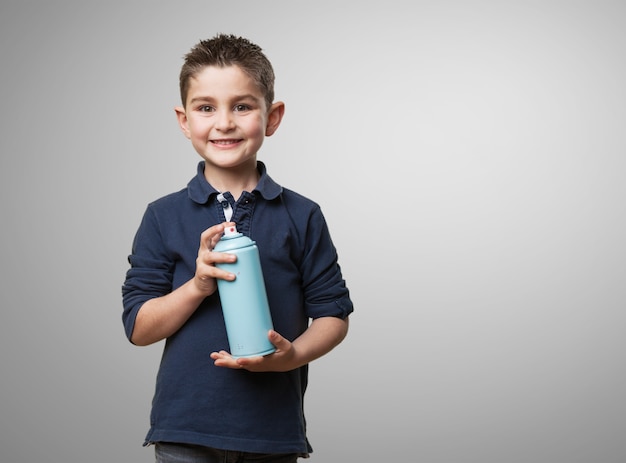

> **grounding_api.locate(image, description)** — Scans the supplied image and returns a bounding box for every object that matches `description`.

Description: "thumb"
[269,329,288,348]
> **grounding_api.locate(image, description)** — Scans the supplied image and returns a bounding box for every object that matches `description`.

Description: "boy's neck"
[203,162,260,201]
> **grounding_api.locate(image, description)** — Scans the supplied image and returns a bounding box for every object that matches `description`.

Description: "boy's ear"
[265,101,285,137]
[174,106,191,139]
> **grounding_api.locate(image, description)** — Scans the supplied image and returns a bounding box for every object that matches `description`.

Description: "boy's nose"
[215,110,235,131]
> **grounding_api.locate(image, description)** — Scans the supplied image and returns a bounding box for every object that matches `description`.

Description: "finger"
[197,242,236,270]
[268,330,289,349]
[236,354,264,366]
[199,222,232,251]
[211,351,246,369]
[199,224,240,261]
[198,254,236,283]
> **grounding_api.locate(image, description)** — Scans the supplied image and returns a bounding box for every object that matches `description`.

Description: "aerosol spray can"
[214,224,276,358]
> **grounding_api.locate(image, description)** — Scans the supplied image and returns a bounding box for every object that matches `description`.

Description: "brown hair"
[179,34,275,109]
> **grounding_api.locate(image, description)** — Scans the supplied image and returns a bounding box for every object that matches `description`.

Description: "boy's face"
[175,65,283,173]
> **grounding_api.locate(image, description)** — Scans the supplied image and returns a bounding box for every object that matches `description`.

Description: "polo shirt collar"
[187,161,283,204]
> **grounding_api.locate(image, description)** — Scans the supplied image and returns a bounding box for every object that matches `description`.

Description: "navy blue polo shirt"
[122,161,353,454]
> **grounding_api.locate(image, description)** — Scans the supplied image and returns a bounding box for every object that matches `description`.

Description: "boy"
[122,34,353,462]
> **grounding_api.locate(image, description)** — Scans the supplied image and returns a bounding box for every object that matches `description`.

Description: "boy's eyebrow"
[188,96,213,105]
[189,94,261,105]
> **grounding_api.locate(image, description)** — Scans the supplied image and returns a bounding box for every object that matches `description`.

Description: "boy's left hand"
[210,330,296,372]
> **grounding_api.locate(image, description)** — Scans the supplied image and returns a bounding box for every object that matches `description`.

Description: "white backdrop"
[1,1,625,462]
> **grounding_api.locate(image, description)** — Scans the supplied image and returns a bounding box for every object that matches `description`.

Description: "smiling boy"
[122,34,353,462]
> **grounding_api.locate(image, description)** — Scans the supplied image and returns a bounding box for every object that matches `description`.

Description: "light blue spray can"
[214,224,276,358]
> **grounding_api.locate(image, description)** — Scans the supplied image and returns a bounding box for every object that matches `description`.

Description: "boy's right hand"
[193,222,237,295]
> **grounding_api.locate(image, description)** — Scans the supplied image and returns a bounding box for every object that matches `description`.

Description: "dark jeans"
[155,442,306,463]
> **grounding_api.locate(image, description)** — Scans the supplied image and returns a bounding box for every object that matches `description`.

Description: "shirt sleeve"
[299,206,353,320]
[121,205,174,341]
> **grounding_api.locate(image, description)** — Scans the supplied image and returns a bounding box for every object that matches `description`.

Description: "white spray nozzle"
[223,225,239,237]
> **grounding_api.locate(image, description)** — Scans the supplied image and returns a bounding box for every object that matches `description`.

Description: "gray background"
[1,1,625,462]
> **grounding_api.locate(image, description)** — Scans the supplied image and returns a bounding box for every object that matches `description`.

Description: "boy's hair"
[180,34,275,110]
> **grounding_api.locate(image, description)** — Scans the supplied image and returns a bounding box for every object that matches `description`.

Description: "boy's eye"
[198,105,215,112]
[234,104,250,112]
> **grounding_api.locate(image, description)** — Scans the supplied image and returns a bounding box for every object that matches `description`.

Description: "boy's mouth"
[211,139,242,146]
